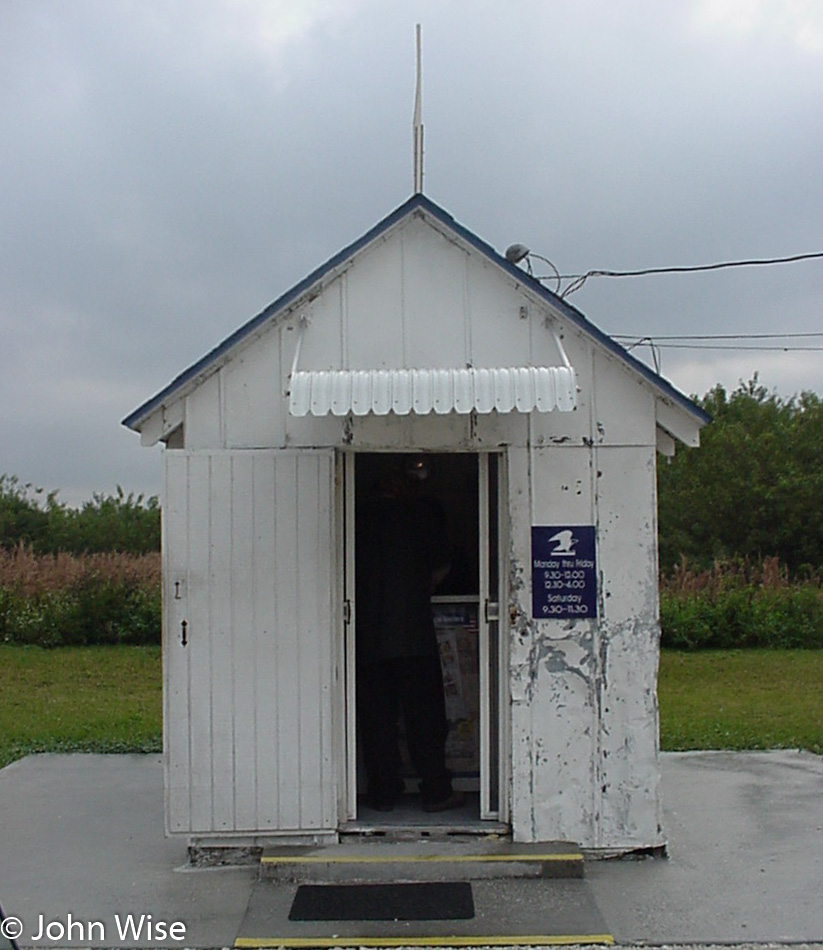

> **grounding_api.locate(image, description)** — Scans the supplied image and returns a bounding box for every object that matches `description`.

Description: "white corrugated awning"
[288,366,577,417]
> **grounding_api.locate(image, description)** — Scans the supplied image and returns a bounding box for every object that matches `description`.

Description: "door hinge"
[343,600,352,625]
[485,600,499,623]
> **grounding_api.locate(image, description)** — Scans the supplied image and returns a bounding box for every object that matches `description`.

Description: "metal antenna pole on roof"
[413,23,424,194]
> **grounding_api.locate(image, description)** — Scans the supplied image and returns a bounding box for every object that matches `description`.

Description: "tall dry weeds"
[0,544,161,596]
[662,555,820,597]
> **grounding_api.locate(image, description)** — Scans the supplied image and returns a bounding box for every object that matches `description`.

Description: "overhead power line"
[526,250,823,297]
[513,244,823,369]
[612,331,823,341]
[612,332,823,374]
[613,331,823,352]
[640,343,823,352]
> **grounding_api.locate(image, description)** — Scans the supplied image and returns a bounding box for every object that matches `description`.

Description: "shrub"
[660,557,823,649]
[0,547,160,647]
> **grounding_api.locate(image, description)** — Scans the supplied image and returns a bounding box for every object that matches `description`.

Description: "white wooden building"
[124,194,708,852]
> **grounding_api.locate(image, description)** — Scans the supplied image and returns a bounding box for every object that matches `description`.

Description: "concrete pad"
[587,750,823,944]
[0,754,256,949]
[2,750,823,947]
[235,879,612,947]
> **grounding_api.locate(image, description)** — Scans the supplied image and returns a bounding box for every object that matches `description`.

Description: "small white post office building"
[124,194,708,853]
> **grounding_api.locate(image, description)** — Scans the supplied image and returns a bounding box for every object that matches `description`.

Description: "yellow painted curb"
[261,853,584,865]
[236,934,614,947]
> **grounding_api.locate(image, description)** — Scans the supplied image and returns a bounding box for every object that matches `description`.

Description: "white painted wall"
[505,361,665,849]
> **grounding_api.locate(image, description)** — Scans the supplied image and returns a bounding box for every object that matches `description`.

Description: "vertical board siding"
[508,441,603,844]
[253,455,279,828]
[164,449,336,835]
[591,350,657,447]
[596,445,664,848]
[527,443,599,845]
[292,456,325,826]
[346,237,404,370]
[597,446,659,625]
[505,445,534,842]
[298,285,344,370]
[210,454,235,830]
[401,219,468,368]
[529,638,598,843]
[185,373,222,449]
[274,454,301,828]
[222,330,285,449]
[231,457,257,829]
[187,453,214,831]
[163,452,191,833]
[464,256,532,369]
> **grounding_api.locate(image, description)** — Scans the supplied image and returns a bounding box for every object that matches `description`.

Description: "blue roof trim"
[123,193,710,431]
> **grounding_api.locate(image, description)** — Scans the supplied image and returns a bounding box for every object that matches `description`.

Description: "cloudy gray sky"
[2,0,822,504]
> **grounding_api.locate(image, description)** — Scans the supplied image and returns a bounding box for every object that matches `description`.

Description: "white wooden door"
[163,449,337,835]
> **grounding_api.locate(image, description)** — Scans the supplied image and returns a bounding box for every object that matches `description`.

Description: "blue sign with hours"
[531,525,597,619]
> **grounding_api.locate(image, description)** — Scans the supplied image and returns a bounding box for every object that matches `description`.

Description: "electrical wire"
[621,340,823,379]
[614,332,823,352]
[527,250,823,298]
[527,252,561,294]
[615,331,823,377]
[519,248,823,366]
[633,343,823,351]
[613,331,823,341]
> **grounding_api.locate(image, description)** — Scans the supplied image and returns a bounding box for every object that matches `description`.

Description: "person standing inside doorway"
[355,459,465,813]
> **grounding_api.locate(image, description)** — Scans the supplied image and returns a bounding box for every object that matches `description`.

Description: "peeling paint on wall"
[509,431,665,849]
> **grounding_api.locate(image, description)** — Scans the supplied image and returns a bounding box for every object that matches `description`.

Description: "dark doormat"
[288,881,475,921]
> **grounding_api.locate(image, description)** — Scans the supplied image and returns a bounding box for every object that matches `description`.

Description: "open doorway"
[343,451,507,832]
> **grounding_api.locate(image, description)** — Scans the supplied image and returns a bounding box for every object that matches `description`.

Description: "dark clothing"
[355,493,451,661]
[355,488,454,808]
[356,655,452,807]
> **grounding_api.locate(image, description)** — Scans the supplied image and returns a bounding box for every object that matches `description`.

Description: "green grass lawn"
[1,646,821,771]
[659,649,823,755]
[0,644,161,769]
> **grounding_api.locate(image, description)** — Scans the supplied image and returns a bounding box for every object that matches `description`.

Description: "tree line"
[658,377,823,577]
[0,476,160,555]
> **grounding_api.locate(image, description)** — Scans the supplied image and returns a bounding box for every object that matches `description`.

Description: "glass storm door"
[341,450,508,825]
[479,452,507,821]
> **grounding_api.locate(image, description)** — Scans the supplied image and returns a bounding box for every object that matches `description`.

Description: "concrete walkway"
[1,750,822,947]
[588,750,823,944]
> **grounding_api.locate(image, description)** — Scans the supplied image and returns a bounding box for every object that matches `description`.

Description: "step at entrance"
[234,877,612,948]
[260,839,584,883]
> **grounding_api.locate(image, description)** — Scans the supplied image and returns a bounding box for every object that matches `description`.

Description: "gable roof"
[123,193,710,433]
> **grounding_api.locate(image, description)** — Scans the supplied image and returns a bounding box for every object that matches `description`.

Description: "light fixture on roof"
[507,244,563,294]
[505,243,530,264]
